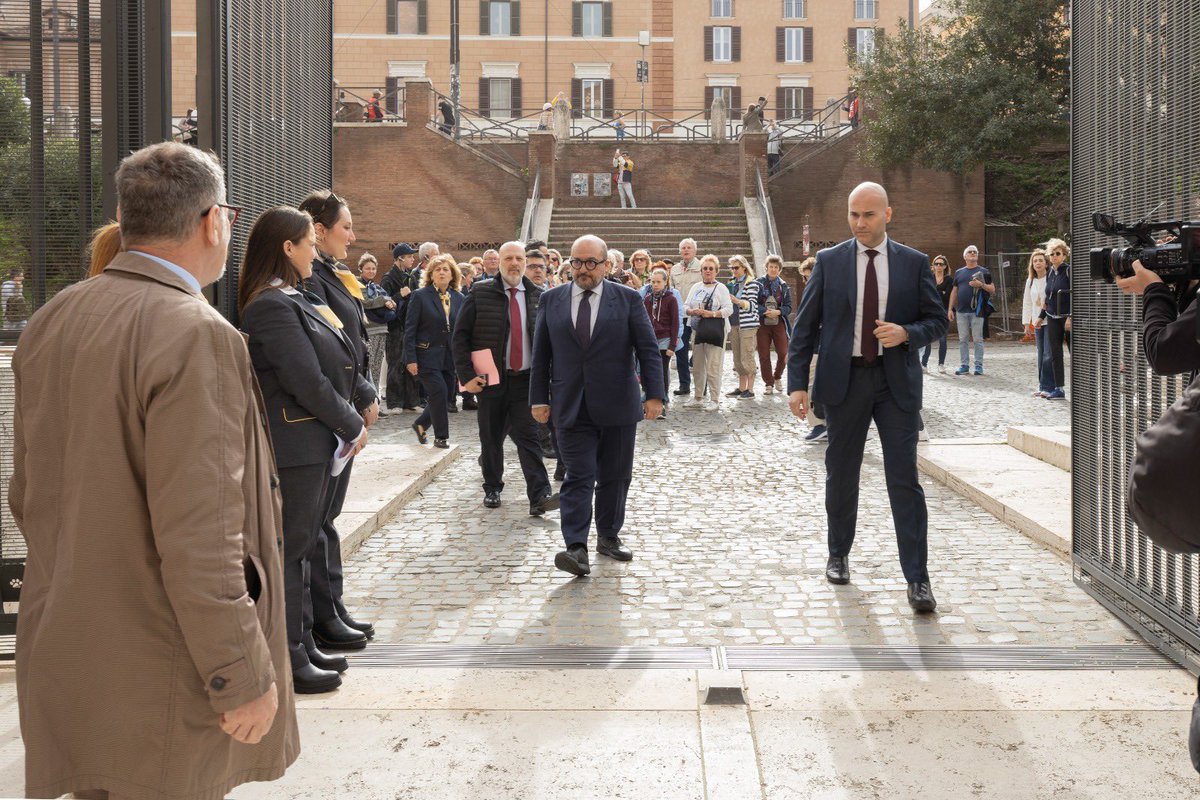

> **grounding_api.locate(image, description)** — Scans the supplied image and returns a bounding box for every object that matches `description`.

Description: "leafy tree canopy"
[0,76,31,149]
[852,0,1069,173]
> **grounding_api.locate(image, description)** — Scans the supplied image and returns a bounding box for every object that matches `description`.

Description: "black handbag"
[693,286,725,346]
[1127,376,1200,554]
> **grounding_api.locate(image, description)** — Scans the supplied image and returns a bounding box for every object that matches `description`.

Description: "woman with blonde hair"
[405,254,465,447]
[1021,249,1053,395]
[628,249,653,288]
[1041,238,1071,400]
[726,254,759,398]
[87,221,123,277]
[683,254,733,409]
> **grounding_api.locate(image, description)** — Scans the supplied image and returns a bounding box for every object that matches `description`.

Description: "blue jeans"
[1034,325,1055,392]
[956,312,984,369]
[920,334,948,367]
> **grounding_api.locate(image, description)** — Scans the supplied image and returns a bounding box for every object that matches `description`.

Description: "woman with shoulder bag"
[239,207,368,695]
[683,254,733,410]
[405,254,465,448]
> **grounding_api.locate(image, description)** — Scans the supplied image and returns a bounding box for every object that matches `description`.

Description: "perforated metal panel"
[1071,1,1200,673]
[204,0,333,323]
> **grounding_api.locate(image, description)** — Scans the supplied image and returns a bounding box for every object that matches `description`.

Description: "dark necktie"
[508,287,523,371]
[576,289,594,349]
[863,249,879,362]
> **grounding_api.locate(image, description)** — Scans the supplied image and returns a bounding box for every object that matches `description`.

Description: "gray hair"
[116,141,225,244]
[679,237,697,250]
[608,248,625,266]
[483,249,499,259]
[765,254,784,269]
[728,254,751,273]
[419,241,440,260]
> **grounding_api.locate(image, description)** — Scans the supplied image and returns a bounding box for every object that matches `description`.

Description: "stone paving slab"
[351,344,1125,649]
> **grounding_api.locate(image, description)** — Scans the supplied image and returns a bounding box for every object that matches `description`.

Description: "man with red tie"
[453,241,559,516]
[787,182,948,612]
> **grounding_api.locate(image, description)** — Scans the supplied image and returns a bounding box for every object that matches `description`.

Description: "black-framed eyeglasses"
[202,203,242,226]
[569,257,607,271]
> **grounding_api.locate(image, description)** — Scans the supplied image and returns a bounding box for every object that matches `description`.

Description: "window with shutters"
[713,26,732,62]
[490,1,512,35]
[489,78,513,118]
[711,0,732,17]
[780,87,811,119]
[855,28,876,60]
[784,28,804,62]
[713,86,733,107]
[783,0,805,18]
[581,79,604,117]
[855,0,878,20]
[581,2,604,36]
[393,0,423,34]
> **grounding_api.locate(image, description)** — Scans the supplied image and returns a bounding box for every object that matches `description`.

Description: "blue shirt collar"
[128,251,202,295]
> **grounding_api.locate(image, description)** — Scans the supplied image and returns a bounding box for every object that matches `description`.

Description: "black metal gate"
[198,0,334,323]
[1071,1,1200,673]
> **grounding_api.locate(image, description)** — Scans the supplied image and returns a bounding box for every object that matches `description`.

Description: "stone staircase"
[547,206,753,274]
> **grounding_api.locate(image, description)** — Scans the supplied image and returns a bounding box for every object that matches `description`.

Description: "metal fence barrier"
[1071,1,1200,673]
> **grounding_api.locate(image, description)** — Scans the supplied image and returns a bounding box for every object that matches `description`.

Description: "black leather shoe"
[434,438,449,448]
[462,397,479,410]
[554,543,591,576]
[826,556,850,585]
[293,662,342,694]
[411,421,427,445]
[672,388,690,396]
[596,535,633,561]
[484,490,502,508]
[907,582,937,613]
[341,614,375,639]
[307,646,349,673]
[312,618,369,651]
[542,445,559,459]
[554,462,566,481]
[530,491,561,517]
[447,405,459,413]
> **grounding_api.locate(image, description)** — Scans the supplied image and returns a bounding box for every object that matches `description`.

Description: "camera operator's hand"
[1115,260,1163,296]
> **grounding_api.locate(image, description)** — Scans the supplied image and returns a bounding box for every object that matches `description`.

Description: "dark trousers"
[675,325,693,391]
[767,152,781,175]
[1046,316,1069,388]
[310,457,352,628]
[823,364,929,583]
[556,403,638,547]
[385,328,423,408]
[279,462,332,670]
[414,367,456,439]
[477,371,550,501]
[660,351,673,400]
[920,334,948,367]
[756,323,789,386]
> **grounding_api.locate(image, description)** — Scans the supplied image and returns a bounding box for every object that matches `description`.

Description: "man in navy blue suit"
[531,235,666,576]
[787,182,948,612]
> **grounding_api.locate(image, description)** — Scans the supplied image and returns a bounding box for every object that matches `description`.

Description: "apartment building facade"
[164,0,909,122]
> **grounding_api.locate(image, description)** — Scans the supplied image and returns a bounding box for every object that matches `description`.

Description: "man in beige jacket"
[9,141,298,800]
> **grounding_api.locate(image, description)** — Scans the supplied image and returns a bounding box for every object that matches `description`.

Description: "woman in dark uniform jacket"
[238,206,367,696]
[405,254,465,448]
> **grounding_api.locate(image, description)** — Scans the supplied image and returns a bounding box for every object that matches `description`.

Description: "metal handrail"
[336,86,406,123]
[755,166,783,268]
[520,168,541,243]
[429,89,543,140]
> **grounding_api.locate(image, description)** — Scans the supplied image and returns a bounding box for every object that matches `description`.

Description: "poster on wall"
[593,173,612,197]
[570,173,590,196]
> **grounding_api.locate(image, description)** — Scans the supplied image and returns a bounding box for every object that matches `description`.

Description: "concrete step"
[917,438,1071,560]
[1007,426,1071,472]
[551,206,745,215]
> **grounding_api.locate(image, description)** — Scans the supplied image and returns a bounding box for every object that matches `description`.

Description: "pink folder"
[459,348,501,391]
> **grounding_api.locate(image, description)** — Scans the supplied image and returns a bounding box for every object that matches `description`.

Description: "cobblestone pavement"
[350,341,1129,648]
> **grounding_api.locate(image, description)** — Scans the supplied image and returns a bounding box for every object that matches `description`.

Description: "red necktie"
[863,249,879,362]
[508,287,523,371]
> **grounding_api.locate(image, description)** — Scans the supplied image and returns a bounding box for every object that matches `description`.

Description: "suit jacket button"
[211,676,226,690]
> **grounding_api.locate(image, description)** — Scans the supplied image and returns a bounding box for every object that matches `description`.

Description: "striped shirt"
[729,276,760,328]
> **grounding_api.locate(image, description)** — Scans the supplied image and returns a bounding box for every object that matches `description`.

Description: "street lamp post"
[450,0,460,140]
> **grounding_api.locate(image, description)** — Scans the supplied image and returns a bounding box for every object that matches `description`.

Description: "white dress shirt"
[503,281,533,371]
[853,236,890,358]
[570,277,604,336]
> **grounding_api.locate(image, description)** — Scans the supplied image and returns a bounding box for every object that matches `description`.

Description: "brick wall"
[553,141,742,208]
[770,134,985,263]
[333,122,528,264]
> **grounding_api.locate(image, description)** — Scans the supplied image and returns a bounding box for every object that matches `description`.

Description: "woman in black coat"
[405,254,465,448]
[238,206,367,696]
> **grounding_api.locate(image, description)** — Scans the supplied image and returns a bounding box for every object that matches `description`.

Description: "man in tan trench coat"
[8,142,299,799]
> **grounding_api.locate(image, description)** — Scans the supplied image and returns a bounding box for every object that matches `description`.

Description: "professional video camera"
[1089,206,1200,284]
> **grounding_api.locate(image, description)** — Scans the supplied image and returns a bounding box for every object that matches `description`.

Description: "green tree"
[0,76,31,149]
[852,0,1069,173]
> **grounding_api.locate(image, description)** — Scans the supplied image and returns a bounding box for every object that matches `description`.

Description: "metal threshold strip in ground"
[347,643,1175,671]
